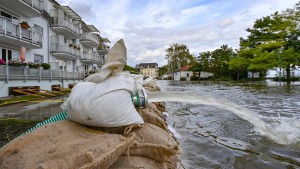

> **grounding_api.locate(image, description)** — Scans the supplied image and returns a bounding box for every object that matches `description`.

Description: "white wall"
[174,71,193,81]
[0,79,83,97]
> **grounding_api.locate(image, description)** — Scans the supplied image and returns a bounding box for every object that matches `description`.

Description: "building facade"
[137,63,158,78]
[0,0,110,97]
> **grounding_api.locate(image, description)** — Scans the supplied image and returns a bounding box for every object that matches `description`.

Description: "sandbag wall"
[0,84,179,169]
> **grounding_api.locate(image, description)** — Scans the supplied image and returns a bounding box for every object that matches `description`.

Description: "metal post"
[50,70,52,82]
[279,47,283,83]
[5,65,9,83]
[24,67,27,82]
[39,68,41,82]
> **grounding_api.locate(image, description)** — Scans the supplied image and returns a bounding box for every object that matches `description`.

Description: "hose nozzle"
[131,88,148,108]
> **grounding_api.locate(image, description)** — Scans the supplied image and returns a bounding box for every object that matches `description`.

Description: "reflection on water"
[0,97,66,121]
[159,80,300,169]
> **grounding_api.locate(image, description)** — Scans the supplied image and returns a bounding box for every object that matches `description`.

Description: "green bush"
[190,76,199,81]
[41,63,51,70]
[180,77,186,81]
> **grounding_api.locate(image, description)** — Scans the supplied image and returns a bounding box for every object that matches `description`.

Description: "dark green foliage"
[41,63,51,70]
[123,64,138,74]
[180,77,186,81]
[190,76,199,81]
[158,65,168,76]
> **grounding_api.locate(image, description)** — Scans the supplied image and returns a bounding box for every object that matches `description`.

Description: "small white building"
[174,65,214,81]
[247,71,260,78]
[266,66,300,78]
[162,71,174,80]
[174,65,193,81]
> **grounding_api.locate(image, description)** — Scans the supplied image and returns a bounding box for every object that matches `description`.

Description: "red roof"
[178,65,192,71]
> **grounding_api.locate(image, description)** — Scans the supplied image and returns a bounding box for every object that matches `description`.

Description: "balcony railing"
[50,43,81,59]
[0,65,84,82]
[21,0,44,11]
[80,33,99,47]
[0,17,43,48]
[98,44,110,50]
[81,53,93,60]
[80,52,102,64]
[1,0,43,17]
[50,17,81,38]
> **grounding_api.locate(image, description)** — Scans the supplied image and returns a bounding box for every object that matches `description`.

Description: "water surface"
[158,80,300,169]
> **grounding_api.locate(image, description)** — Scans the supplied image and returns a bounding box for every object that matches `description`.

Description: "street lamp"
[278,47,283,83]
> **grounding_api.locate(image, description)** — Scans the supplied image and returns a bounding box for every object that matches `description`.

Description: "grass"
[0,90,70,106]
[0,118,39,147]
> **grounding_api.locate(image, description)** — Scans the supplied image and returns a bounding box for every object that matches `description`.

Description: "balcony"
[80,53,99,64]
[0,0,43,17]
[97,58,105,66]
[0,17,43,49]
[97,44,110,54]
[50,17,81,39]
[50,43,80,60]
[0,65,84,82]
[80,33,99,48]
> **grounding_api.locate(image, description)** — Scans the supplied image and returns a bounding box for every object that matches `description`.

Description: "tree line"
[162,2,300,83]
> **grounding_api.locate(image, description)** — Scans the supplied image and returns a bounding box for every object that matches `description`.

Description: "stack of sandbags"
[108,82,179,169]
[0,121,135,169]
[0,82,179,169]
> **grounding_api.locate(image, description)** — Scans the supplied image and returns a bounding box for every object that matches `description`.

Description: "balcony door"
[1,49,11,62]
[84,65,89,74]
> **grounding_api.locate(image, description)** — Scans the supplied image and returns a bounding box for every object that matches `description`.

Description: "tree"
[239,5,300,83]
[165,43,193,71]
[210,45,235,77]
[158,65,168,76]
[123,64,138,74]
[196,45,235,79]
[228,56,248,80]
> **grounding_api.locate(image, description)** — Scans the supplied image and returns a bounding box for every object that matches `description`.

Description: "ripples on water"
[158,80,300,169]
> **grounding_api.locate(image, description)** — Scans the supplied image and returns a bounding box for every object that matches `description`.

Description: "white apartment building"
[0,0,110,97]
[137,63,158,78]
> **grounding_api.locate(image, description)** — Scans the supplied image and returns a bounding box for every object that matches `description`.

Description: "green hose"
[21,110,67,136]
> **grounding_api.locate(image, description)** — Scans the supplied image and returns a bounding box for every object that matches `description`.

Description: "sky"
[57,0,298,67]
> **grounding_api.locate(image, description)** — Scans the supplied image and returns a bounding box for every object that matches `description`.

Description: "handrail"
[50,43,80,58]
[50,17,81,36]
[0,65,84,82]
[80,33,99,46]
[0,17,43,45]
[21,0,44,11]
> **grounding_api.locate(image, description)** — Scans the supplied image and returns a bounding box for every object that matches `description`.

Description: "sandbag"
[67,72,144,127]
[109,156,168,169]
[152,102,166,112]
[84,39,127,83]
[0,121,134,169]
[147,102,165,118]
[138,108,168,131]
[123,123,179,163]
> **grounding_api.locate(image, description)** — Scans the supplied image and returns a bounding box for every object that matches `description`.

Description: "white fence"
[0,65,84,82]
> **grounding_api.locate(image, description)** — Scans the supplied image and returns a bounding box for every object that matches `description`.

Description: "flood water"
[0,97,66,121]
[158,80,300,169]
[0,80,299,168]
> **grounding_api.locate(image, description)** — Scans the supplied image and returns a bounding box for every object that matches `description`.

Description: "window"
[1,49,12,61]
[0,10,18,22]
[1,11,12,20]
[187,73,189,77]
[34,54,43,64]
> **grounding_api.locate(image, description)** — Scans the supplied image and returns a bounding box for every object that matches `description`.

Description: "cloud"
[69,2,95,19]
[218,18,235,28]
[57,0,299,67]
[180,5,208,16]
